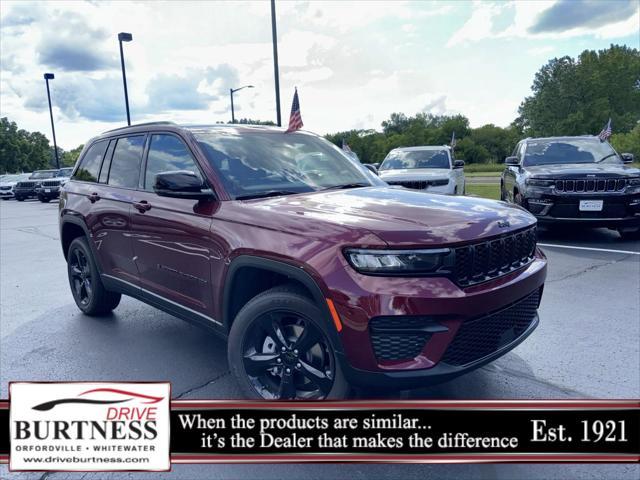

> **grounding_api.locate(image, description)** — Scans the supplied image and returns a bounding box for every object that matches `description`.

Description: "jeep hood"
[526,163,639,177]
[230,187,535,246]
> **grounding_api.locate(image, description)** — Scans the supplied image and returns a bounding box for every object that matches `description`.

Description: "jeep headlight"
[344,248,451,274]
[526,178,554,187]
[628,177,640,187]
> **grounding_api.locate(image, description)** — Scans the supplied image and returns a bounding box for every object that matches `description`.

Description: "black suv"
[501,136,639,238]
[14,169,58,201]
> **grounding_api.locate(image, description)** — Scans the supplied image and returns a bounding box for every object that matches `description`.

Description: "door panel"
[130,132,218,320]
[87,185,138,284]
[130,191,216,316]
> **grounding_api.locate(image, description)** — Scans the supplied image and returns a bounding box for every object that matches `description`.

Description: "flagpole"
[270,0,282,127]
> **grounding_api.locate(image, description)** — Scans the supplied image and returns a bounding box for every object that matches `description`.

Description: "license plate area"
[579,200,603,211]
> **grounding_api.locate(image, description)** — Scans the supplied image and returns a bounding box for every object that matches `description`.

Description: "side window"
[518,143,526,162]
[98,140,115,184]
[72,140,108,182]
[108,136,146,188]
[144,134,202,191]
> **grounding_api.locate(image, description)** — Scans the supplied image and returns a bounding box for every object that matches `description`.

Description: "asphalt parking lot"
[1,198,639,480]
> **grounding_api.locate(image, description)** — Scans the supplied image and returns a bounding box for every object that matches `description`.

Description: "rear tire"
[67,237,121,316]
[228,285,349,400]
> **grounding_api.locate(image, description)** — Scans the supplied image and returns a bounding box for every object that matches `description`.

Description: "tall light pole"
[118,32,133,125]
[270,0,281,126]
[43,73,60,169]
[230,85,254,123]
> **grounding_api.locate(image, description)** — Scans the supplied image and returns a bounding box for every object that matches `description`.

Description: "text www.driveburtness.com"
[22,456,150,464]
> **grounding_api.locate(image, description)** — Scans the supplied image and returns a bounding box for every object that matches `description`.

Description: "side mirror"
[505,156,520,166]
[364,164,378,175]
[453,160,465,169]
[154,171,214,200]
[621,153,634,164]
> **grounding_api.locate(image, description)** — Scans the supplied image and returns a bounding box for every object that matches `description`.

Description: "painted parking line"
[538,243,640,256]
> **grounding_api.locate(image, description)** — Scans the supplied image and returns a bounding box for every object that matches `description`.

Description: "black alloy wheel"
[228,285,349,400]
[69,246,93,307]
[66,237,121,315]
[242,310,335,399]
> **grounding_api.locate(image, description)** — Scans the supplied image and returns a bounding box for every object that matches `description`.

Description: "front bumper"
[36,186,62,198]
[14,187,38,198]
[340,313,539,389]
[0,190,14,198]
[524,189,640,228]
[328,250,547,381]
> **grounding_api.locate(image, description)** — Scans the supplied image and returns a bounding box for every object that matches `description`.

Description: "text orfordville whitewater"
[9,382,170,471]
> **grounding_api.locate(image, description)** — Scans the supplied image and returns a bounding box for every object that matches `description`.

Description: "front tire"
[67,237,121,316]
[228,285,349,400]
[39,195,50,203]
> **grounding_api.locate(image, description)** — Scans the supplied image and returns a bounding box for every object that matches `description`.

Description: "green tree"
[0,118,52,173]
[611,124,640,161]
[517,45,640,137]
[62,144,84,167]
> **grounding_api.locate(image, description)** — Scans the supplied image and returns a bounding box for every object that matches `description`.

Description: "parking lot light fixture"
[230,85,254,123]
[118,32,133,126]
[43,73,59,169]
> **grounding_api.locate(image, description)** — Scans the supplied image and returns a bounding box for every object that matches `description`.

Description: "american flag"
[450,131,456,149]
[285,88,303,133]
[598,118,612,141]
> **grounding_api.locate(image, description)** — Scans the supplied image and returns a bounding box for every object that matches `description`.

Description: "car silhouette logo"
[498,220,510,228]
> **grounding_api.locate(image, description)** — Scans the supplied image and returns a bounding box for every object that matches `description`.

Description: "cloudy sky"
[1,0,638,149]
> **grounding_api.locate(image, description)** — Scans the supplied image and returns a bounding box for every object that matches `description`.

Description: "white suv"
[378,146,465,195]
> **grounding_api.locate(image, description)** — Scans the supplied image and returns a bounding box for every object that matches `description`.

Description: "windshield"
[30,171,57,179]
[380,149,450,171]
[523,139,620,166]
[194,130,379,199]
[57,168,73,177]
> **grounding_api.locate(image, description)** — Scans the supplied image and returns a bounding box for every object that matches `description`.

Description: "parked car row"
[0,167,73,202]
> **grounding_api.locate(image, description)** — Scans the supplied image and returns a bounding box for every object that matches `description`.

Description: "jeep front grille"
[41,180,61,187]
[453,226,537,287]
[387,179,449,190]
[555,178,625,193]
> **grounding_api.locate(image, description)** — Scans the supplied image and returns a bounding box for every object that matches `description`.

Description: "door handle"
[133,200,152,213]
[88,192,100,203]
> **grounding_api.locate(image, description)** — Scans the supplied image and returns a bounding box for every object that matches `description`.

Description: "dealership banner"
[0,384,638,471]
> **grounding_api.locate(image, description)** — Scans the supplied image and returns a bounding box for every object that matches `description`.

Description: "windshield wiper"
[235,190,301,200]
[596,153,618,163]
[321,183,370,191]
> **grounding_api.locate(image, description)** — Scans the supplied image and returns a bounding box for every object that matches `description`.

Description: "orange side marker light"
[326,298,343,332]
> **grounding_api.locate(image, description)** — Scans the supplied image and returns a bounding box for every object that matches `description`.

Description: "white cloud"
[447,0,640,47]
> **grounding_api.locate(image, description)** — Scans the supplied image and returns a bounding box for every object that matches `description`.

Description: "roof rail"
[102,121,177,134]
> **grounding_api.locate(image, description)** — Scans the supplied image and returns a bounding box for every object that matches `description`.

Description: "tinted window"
[380,150,450,171]
[98,141,115,184]
[144,134,202,191]
[523,139,619,166]
[73,141,108,182]
[194,131,376,199]
[108,136,145,188]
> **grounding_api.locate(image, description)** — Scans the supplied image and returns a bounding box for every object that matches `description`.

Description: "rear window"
[108,136,146,188]
[73,141,109,182]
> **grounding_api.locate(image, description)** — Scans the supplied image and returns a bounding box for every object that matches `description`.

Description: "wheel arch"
[60,216,104,274]
[222,255,344,353]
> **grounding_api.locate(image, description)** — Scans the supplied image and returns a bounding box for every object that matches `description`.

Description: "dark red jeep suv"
[59,122,547,399]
